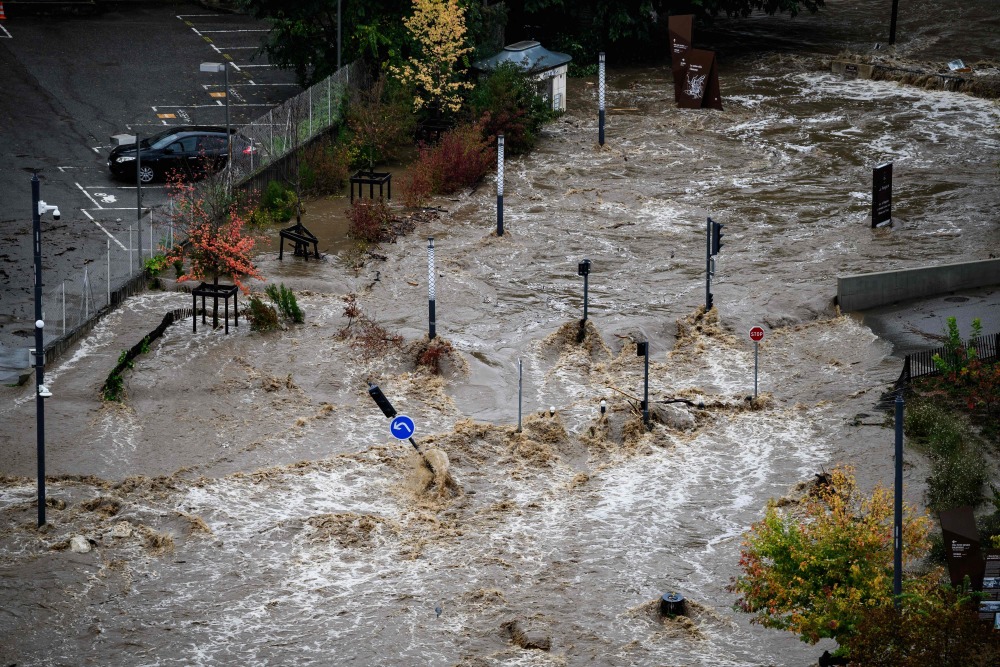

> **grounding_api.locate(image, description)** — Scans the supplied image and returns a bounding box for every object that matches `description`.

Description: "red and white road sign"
[749,326,765,343]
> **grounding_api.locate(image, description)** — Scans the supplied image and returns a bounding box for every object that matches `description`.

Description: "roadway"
[0,2,301,379]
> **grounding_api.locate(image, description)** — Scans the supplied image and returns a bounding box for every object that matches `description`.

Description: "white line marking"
[75,182,102,209]
[190,28,203,36]
[199,29,269,33]
[214,46,259,50]
[177,14,224,17]
[0,25,12,39]
[81,210,127,250]
[237,64,278,68]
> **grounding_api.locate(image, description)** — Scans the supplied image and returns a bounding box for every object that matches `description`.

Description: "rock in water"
[501,620,551,651]
[70,535,92,553]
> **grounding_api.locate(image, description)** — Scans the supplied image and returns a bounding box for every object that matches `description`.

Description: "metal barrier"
[896,333,1000,386]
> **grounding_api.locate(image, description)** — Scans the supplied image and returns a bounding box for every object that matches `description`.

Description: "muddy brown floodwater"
[2,2,1000,665]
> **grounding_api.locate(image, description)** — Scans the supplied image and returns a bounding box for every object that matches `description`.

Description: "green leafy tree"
[469,61,554,155]
[238,0,411,86]
[729,466,933,648]
[347,74,417,171]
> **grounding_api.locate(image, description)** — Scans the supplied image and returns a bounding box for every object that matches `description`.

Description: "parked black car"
[107,126,248,184]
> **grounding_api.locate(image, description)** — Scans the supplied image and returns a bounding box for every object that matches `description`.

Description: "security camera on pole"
[32,173,61,528]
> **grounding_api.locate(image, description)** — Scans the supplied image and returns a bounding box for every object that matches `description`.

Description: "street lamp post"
[200,62,231,169]
[31,173,59,528]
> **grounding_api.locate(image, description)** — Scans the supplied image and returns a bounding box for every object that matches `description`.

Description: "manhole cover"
[944,296,969,302]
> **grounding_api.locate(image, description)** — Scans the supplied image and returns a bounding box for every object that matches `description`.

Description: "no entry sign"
[749,326,765,343]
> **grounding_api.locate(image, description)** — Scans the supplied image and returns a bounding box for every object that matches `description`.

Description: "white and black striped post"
[427,237,436,339]
[598,52,606,146]
[496,134,505,236]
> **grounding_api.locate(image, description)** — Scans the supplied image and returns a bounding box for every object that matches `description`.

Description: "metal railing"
[896,333,1000,386]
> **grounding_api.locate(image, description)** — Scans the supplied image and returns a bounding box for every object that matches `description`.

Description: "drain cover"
[944,296,969,303]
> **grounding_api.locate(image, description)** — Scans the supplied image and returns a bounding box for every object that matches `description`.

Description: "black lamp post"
[578,259,591,322]
[31,173,59,527]
[637,341,649,429]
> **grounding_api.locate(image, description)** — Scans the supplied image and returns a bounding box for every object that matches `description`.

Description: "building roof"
[472,41,572,74]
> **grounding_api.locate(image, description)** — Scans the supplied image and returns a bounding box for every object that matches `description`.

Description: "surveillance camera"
[37,201,61,219]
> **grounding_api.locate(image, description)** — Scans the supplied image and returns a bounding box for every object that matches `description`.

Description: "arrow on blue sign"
[390,415,415,440]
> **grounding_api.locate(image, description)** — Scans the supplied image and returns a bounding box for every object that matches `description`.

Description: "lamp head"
[38,384,52,398]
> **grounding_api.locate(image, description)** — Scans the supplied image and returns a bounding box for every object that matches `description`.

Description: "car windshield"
[133,128,178,150]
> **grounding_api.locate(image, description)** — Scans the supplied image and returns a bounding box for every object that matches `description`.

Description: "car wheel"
[138,165,156,184]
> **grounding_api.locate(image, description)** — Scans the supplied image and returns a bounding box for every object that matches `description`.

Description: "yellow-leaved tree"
[390,0,474,115]
[728,466,935,648]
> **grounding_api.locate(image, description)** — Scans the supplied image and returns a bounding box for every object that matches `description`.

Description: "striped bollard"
[598,52,606,146]
[497,134,504,236]
[428,237,436,339]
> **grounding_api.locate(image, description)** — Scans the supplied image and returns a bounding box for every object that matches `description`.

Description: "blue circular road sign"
[389,415,415,440]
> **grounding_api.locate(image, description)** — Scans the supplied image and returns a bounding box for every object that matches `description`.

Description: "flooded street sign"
[749,326,765,398]
[872,162,893,227]
[390,415,415,440]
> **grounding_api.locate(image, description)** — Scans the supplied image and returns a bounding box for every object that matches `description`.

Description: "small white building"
[473,41,572,112]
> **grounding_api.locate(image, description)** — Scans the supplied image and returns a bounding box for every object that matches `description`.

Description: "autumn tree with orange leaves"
[390,0,474,116]
[166,175,263,328]
[728,466,935,652]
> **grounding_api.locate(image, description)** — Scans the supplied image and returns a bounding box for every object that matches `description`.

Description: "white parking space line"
[75,182,103,209]
[80,209,128,251]
[0,25,12,39]
[199,29,269,33]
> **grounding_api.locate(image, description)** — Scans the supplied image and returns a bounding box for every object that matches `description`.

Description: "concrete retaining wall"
[837,259,1000,312]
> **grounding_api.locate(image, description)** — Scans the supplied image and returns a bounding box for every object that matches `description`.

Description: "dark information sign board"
[940,506,984,590]
[677,48,722,111]
[669,15,693,103]
[872,162,892,227]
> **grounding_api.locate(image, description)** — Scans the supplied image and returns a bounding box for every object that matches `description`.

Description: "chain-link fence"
[38,209,176,342]
[228,61,365,194]
[29,62,363,368]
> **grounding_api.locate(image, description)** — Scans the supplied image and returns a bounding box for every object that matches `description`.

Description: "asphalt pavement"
[0,1,301,381]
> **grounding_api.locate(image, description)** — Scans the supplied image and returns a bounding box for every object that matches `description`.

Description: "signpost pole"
[894,393,904,606]
[754,341,759,399]
[749,327,765,398]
